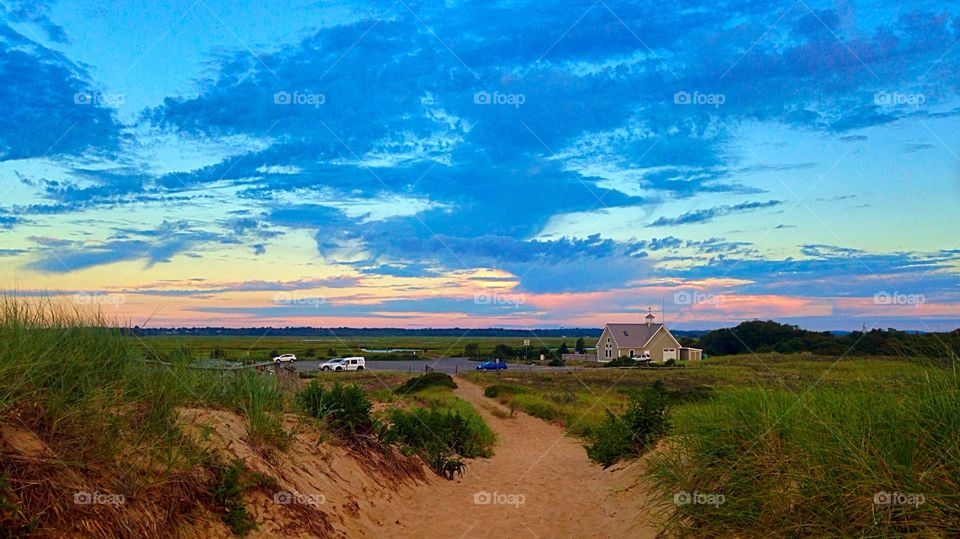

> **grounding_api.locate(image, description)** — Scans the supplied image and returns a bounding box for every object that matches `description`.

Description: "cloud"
[0,23,123,161]
[649,200,783,227]
[25,221,218,273]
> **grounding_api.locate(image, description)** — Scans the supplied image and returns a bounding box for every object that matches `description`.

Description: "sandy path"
[385,378,659,538]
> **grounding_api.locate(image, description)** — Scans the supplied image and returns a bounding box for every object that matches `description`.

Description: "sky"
[0,0,958,331]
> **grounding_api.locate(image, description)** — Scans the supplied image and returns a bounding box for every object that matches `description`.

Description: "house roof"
[602,323,670,348]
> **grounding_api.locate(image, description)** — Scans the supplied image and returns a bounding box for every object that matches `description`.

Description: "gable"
[644,326,681,350]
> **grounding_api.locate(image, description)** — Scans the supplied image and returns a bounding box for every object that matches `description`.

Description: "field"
[131,334,585,362]
[4,303,958,537]
[467,353,960,536]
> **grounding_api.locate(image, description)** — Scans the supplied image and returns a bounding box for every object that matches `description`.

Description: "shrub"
[586,386,670,467]
[209,460,273,536]
[602,357,640,368]
[483,384,526,398]
[296,382,373,438]
[382,407,494,476]
[548,357,565,367]
[395,372,457,394]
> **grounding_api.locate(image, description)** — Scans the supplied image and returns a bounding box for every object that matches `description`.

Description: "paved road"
[290,357,575,375]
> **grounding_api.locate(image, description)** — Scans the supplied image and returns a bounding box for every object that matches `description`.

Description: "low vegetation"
[586,383,671,468]
[209,460,275,536]
[645,369,960,536]
[470,353,960,536]
[0,299,497,536]
[395,371,458,393]
[296,381,375,439]
[383,380,495,478]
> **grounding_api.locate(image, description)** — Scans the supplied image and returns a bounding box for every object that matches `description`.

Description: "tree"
[558,341,569,355]
[492,344,515,359]
[575,337,586,354]
[464,343,480,359]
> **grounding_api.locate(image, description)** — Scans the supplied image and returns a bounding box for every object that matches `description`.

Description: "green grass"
[644,370,960,537]
[479,382,621,438]
[0,299,292,534]
[382,382,496,478]
[470,352,960,536]
[132,334,585,362]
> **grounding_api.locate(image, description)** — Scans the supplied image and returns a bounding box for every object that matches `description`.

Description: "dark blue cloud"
[0,23,123,161]
[649,200,783,227]
[25,221,219,273]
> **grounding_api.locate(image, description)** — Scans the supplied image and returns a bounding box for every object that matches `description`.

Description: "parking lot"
[290,357,577,375]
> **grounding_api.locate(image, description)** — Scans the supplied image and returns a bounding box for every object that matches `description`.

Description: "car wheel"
[335,367,342,371]
[356,366,364,370]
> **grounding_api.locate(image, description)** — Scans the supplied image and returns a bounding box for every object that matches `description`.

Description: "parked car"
[318,358,344,371]
[333,357,365,371]
[273,353,297,363]
[476,360,507,371]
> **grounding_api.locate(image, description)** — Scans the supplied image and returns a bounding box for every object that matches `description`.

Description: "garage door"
[663,348,677,361]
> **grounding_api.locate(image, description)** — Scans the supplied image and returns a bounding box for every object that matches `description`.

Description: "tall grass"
[0,298,291,534]
[644,369,960,536]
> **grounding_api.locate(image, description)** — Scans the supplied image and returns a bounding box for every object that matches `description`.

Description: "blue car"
[476,360,508,371]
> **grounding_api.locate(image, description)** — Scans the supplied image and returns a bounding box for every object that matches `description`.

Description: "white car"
[318,358,344,371]
[273,353,297,363]
[333,357,365,371]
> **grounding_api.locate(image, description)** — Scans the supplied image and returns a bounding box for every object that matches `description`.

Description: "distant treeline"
[687,320,959,360]
[126,326,610,338]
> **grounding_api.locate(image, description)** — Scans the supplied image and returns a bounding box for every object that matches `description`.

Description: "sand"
[177,377,659,538]
[378,377,659,538]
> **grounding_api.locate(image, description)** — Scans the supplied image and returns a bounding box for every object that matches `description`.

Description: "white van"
[334,357,365,371]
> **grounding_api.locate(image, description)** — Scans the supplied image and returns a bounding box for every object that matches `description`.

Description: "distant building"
[596,313,702,363]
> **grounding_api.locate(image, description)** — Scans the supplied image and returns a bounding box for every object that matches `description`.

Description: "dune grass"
[644,369,960,537]
[0,298,292,534]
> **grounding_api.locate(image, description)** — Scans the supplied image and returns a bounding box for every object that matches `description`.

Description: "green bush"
[209,460,273,536]
[483,384,526,398]
[586,386,670,467]
[382,407,494,476]
[602,356,640,368]
[395,372,457,394]
[296,382,373,438]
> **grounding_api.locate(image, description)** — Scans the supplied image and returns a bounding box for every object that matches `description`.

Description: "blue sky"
[0,0,958,330]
